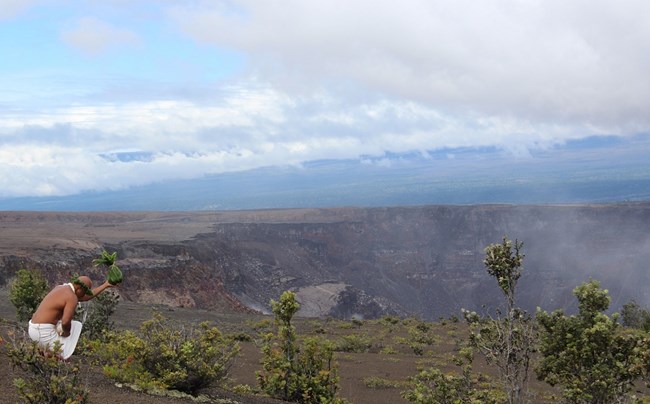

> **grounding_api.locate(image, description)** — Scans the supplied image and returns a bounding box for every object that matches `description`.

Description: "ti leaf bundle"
[93,250,123,285]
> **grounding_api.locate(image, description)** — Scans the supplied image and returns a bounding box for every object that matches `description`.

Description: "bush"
[6,332,89,403]
[402,347,504,403]
[76,290,120,342]
[257,291,343,403]
[99,312,239,395]
[9,269,49,322]
[621,300,650,331]
[537,280,648,403]
[363,376,404,389]
[334,334,372,353]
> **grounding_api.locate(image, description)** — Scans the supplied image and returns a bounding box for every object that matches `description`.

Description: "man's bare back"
[31,284,78,336]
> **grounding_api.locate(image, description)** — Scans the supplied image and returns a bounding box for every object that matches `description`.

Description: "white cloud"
[61,17,141,55]
[0,0,40,20]
[170,0,650,131]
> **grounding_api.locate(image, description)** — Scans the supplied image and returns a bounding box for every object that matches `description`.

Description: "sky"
[1,0,649,198]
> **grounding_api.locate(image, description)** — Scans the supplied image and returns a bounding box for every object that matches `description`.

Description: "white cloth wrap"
[28,320,83,359]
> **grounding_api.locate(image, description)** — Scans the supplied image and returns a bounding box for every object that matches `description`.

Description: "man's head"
[72,275,93,298]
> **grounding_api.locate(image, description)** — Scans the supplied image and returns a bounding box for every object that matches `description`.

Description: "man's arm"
[60,295,77,337]
[79,280,114,302]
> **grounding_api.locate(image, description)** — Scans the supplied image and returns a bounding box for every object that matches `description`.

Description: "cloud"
[61,17,141,55]
[0,0,39,20]
[169,0,650,131]
[1,0,649,199]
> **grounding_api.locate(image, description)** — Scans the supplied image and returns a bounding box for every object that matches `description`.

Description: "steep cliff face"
[1,204,649,320]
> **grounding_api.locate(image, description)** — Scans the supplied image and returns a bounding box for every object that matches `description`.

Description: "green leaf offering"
[94,250,123,285]
[107,264,123,285]
[93,250,117,266]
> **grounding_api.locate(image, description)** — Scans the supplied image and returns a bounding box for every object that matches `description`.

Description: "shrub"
[402,347,504,403]
[381,315,400,325]
[100,312,239,395]
[334,334,372,353]
[537,280,648,403]
[9,269,49,322]
[76,290,120,342]
[363,376,404,389]
[379,346,397,355]
[621,300,650,331]
[257,291,343,403]
[6,332,89,403]
[407,324,439,345]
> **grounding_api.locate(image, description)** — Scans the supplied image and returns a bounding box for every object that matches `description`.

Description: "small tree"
[257,290,342,403]
[9,269,49,322]
[537,280,647,403]
[463,237,535,404]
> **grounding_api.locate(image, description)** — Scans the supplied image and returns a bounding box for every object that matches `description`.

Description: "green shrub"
[381,315,400,325]
[100,312,239,395]
[229,332,252,342]
[7,334,89,403]
[402,347,503,403]
[363,376,405,389]
[76,290,119,342]
[407,324,439,345]
[379,346,397,355]
[9,269,49,322]
[249,318,273,333]
[257,291,343,403]
[351,318,364,327]
[334,334,372,353]
[537,280,648,403]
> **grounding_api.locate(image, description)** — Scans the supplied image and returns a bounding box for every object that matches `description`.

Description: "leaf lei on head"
[70,274,93,296]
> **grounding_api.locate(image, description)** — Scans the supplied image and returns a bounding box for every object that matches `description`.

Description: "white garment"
[28,320,83,359]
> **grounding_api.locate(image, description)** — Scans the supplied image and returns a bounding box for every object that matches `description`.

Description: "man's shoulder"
[51,284,75,300]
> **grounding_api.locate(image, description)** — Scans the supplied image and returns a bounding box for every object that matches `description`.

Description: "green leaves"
[92,250,117,266]
[99,312,239,394]
[483,237,524,298]
[93,250,123,285]
[9,269,49,322]
[258,290,342,403]
[536,280,646,403]
[107,265,123,285]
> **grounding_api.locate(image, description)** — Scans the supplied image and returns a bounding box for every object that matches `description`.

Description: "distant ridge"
[1,149,649,211]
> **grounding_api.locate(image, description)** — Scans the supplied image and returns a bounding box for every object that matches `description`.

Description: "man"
[29,275,114,359]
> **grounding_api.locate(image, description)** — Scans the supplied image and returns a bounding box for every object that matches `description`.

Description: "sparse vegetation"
[3,221,650,404]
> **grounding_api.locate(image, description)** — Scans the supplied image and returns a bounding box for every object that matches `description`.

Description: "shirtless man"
[29,275,114,359]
